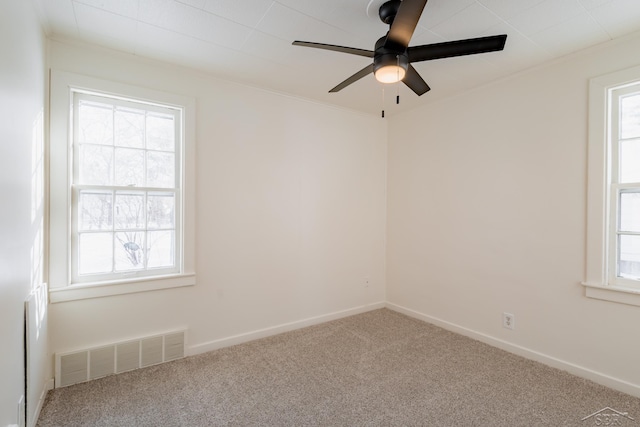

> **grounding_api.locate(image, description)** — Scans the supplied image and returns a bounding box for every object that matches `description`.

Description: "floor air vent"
[56,330,186,388]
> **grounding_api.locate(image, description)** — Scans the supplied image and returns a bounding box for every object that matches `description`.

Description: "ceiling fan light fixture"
[373,51,409,84]
[374,65,407,83]
[374,64,406,83]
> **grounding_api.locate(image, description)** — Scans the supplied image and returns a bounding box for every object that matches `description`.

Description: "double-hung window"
[72,93,180,282]
[585,66,640,306]
[49,71,195,302]
[608,85,640,288]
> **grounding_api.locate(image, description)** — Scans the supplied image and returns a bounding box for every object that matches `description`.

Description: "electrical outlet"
[503,312,515,330]
[364,278,370,288]
[18,395,25,427]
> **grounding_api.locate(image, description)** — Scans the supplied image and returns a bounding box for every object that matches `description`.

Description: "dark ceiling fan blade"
[385,0,429,51]
[402,65,430,96]
[292,41,374,58]
[408,34,507,62]
[329,64,375,93]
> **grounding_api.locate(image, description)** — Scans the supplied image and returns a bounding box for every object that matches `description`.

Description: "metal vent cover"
[55,330,186,388]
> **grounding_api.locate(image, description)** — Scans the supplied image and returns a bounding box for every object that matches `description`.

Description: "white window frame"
[49,70,196,303]
[583,65,640,306]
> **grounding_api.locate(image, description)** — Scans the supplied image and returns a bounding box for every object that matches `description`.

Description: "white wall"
[387,32,640,395]
[47,41,387,356]
[0,1,47,425]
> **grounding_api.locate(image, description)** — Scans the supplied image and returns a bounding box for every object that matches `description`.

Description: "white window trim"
[49,70,196,303]
[583,64,640,307]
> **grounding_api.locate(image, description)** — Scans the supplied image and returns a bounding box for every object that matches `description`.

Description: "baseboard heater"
[55,330,186,388]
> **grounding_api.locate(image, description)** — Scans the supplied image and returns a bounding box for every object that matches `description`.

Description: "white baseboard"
[188,302,386,356]
[385,302,640,399]
[30,378,54,427]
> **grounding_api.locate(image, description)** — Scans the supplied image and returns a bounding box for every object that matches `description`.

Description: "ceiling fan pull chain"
[381,85,385,118]
[396,55,401,105]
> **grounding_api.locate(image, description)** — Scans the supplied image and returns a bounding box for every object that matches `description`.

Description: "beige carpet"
[37,309,640,426]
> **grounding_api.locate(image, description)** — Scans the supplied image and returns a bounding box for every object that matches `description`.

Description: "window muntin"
[71,92,182,284]
[608,85,640,288]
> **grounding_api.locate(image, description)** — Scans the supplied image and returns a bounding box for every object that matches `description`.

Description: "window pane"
[620,192,640,232]
[115,192,145,229]
[619,139,640,183]
[147,230,174,268]
[115,147,145,187]
[78,101,113,145]
[115,231,145,271]
[619,235,640,280]
[115,107,144,148]
[79,145,113,185]
[79,191,112,231]
[78,232,113,275]
[146,113,175,151]
[147,193,175,229]
[147,151,175,188]
[621,93,640,139]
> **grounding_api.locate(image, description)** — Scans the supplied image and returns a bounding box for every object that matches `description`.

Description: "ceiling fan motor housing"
[373,35,409,76]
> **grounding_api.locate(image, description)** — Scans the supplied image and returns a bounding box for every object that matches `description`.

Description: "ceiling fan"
[292,0,507,96]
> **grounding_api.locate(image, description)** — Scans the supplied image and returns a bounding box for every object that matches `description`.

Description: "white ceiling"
[34,0,640,116]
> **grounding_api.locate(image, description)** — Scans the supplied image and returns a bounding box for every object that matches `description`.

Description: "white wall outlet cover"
[503,312,515,330]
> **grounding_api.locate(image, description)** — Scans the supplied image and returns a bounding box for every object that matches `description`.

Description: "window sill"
[582,282,640,307]
[49,273,196,303]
